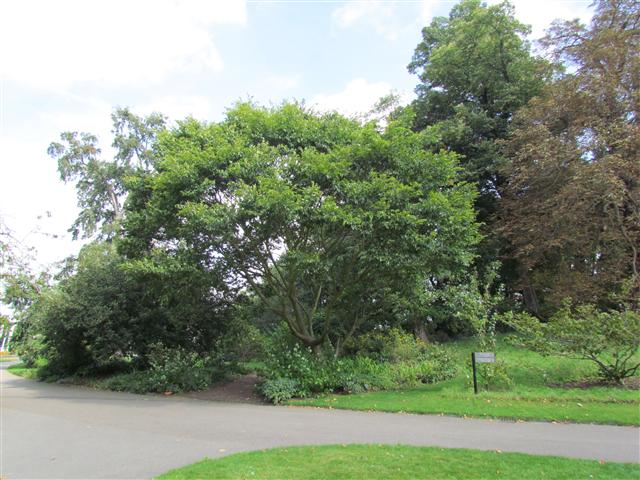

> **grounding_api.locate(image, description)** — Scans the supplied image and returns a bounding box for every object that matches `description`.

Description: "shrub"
[262,325,334,395]
[333,356,395,393]
[346,328,426,363]
[468,360,514,392]
[504,303,640,383]
[97,371,155,394]
[10,331,45,368]
[420,344,458,383]
[26,242,234,377]
[260,378,301,404]
[259,326,458,403]
[143,343,227,393]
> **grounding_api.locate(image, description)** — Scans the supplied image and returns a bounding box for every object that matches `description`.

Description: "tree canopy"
[408,0,550,220]
[47,108,166,239]
[500,0,640,313]
[122,103,480,356]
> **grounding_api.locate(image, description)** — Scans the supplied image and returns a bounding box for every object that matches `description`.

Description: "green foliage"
[291,336,640,425]
[97,344,227,394]
[260,377,300,404]
[262,325,331,395]
[223,302,269,362]
[408,0,550,220]
[10,332,44,367]
[470,359,514,392]
[345,328,427,362]
[97,370,156,394]
[47,108,166,239]
[144,343,226,393]
[260,326,457,402]
[505,304,640,383]
[122,102,479,355]
[28,241,232,376]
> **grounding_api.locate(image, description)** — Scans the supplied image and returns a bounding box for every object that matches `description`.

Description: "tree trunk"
[414,321,429,343]
[520,266,540,317]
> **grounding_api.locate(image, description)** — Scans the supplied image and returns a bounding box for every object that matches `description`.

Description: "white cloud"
[310,78,395,117]
[0,0,247,89]
[489,0,593,39]
[419,0,438,26]
[332,1,403,41]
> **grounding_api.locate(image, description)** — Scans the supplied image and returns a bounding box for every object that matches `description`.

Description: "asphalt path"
[1,363,638,479]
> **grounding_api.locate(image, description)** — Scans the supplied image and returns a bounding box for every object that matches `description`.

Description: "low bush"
[98,343,228,394]
[260,378,301,404]
[467,359,514,392]
[144,343,227,393]
[260,326,457,403]
[97,370,156,394]
[345,328,426,362]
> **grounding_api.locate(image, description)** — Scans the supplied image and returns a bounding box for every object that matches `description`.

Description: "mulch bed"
[550,377,640,390]
[181,373,267,404]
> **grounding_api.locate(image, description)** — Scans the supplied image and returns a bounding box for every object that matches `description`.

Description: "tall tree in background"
[47,108,166,239]
[408,0,550,223]
[501,0,639,314]
[407,0,552,315]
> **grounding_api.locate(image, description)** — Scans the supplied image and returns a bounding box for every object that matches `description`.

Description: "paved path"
[1,365,638,479]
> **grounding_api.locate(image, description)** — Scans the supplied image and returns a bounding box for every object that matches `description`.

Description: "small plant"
[470,359,514,392]
[261,325,334,395]
[260,378,300,404]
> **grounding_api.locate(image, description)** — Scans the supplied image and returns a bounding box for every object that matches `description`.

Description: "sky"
[0,0,594,269]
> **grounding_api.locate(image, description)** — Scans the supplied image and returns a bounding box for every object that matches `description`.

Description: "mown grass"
[7,363,41,380]
[156,444,640,480]
[289,337,640,425]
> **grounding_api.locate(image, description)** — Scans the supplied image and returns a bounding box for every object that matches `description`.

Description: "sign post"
[471,352,495,394]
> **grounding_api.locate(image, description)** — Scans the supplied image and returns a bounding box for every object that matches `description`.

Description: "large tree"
[122,103,479,355]
[500,0,640,313]
[408,0,550,221]
[48,108,166,239]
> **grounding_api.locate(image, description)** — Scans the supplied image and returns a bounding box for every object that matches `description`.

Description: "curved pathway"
[1,365,638,479]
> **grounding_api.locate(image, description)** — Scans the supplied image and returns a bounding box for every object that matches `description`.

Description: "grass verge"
[156,444,640,480]
[7,362,40,379]
[289,337,640,426]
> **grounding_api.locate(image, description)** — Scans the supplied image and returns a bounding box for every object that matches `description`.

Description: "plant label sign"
[471,352,495,394]
[473,352,495,363]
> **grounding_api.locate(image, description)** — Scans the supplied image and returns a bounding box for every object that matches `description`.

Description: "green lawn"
[156,445,640,480]
[7,362,41,379]
[289,338,640,426]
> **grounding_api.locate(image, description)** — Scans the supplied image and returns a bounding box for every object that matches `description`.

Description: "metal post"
[471,352,478,394]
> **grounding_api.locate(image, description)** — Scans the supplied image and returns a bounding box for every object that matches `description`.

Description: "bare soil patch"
[551,377,640,390]
[182,373,265,404]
